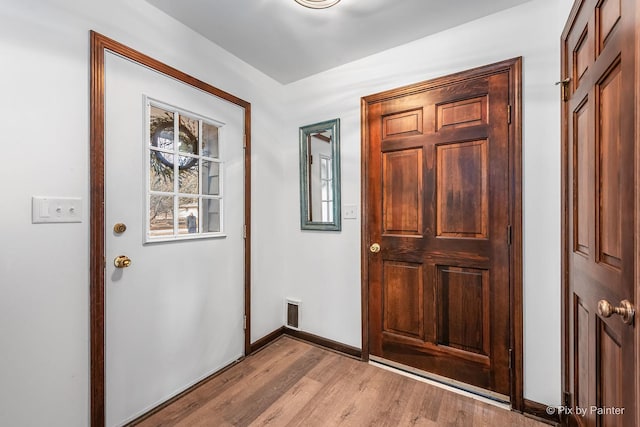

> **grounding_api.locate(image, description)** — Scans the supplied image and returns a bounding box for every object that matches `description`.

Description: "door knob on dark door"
[597,299,635,325]
[369,243,381,253]
[114,255,132,268]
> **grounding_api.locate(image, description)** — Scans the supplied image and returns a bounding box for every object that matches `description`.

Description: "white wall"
[282,0,573,407]
[0,0,285,425]
[0,0,576,424]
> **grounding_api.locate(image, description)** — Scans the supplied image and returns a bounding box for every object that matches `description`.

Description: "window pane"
[149,195,174,237]
[202,161,220,196]
[321,181,328,200]
[179,115,199,155]
[203,199,221,233]
[202,122,219,158]
[178,157,199,194]
[320,158,328,179]
[150,151,174,192]
[322,201,333,222]
[150,106,174,149]
[152,128,174,151]
[178,197,198,234]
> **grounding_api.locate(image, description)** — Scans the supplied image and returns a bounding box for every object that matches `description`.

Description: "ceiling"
[145,0,534,84]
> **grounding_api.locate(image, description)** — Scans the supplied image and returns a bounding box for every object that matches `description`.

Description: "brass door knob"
[113,223,127,234]
[114,255,132,268]
[370,243,381,253]
[597,299,635,325]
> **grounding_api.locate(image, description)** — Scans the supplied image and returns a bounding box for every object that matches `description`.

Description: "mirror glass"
[299,118,341,231]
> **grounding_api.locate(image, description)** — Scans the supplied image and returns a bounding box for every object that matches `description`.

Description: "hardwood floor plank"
[222,349,325,426]
[133,337,553,427]
[135,361,256,427]
[436,390,478,426]
[136,338,311,427]
[284,352,379,426]
[249,376,324,426]
[178,345,316,426]
[302,347,349,383]
[395,379,444,426]
[340,368,414,427]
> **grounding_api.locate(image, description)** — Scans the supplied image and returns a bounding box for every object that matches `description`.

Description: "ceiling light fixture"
[294,0,341,9]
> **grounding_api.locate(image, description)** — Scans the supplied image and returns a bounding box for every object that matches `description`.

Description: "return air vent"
[286,298,301,329]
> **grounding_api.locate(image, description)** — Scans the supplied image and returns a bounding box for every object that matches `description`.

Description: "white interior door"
[104,52,245,426]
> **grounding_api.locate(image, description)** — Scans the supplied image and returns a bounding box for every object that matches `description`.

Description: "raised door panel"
[436,266,489,358]
[574,296,591,413]
[597,62,622,269]
[575,27,592,84]
[436,96,487,132]
[598,320,623,427]
[382,149,423,236]
[436,140,488,239]
[383,108,424,139]
[382,261,424,340]
[598,0,621,48]
[574,98,591,255]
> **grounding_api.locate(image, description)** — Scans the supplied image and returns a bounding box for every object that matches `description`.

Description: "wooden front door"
[362,58,521,400]
[562,0,638,425]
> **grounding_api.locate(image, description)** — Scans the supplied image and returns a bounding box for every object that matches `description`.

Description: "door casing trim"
[89,31,252,427]
[359,57,523,411]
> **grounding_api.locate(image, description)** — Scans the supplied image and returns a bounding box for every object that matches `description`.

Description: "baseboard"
[523,399,561,425]
[249,326,285,353]
[249,326,362,360]
[283,327,362,359]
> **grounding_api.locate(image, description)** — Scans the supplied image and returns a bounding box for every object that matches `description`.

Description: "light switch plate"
[32,196,82,223]
[343,204,358,219]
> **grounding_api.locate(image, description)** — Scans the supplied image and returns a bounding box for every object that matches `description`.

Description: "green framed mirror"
[299,118,341,231]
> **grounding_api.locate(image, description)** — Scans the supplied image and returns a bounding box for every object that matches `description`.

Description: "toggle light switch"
[32,196,83,223]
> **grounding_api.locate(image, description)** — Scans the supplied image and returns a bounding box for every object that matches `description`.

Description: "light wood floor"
[134,336,552,427]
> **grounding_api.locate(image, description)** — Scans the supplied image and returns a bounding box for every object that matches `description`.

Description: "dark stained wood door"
[363,59,521,399]
[562,0,638,425]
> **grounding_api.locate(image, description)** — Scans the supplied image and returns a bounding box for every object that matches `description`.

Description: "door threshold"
[369,356,510,410]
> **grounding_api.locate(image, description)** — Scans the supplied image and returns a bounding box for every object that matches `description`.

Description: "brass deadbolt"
[113,223,127,234]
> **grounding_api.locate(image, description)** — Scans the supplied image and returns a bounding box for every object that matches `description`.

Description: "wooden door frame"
[360,57,524,411]
[559,4,574,418]
[636,4,640,426]
[89,31,252,427]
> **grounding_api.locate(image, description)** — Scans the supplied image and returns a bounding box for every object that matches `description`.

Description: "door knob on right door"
[597,299,635,325]
[369,243,380,253]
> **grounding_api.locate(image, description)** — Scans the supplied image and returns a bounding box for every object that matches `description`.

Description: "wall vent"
[286,298,301,329]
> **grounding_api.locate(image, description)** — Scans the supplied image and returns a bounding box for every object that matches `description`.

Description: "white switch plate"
[343,204,358,219]
[32,196,82,223]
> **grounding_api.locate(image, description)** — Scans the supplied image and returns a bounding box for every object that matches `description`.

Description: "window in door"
[146,99,224,241]
[319,154,333,222]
